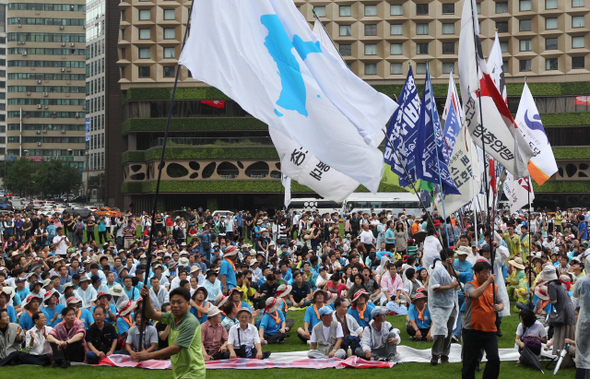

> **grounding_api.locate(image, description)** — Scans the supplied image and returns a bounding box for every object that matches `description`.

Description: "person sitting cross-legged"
[86,306,120,364]
[308,306,347,359]
[201,305,229,361]
[46,306,87,368]
[355,307,400,362]
[348,290,375,328]
[125,312,158,361]
[406,292,432,341]
[227,308,270,359]
[259,297,287,345]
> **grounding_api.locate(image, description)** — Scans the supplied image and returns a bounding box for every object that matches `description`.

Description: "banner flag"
[504,173,534,214]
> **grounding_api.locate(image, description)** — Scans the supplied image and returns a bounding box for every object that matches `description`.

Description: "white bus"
[289,198,344,216]
[343,192,426,217]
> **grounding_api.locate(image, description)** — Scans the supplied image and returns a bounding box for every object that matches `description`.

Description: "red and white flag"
[201,100,226,109]
[503,173,534,214]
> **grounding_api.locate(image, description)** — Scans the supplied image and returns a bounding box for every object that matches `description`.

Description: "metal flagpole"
[527,175,533,303]
[138,0,196,348]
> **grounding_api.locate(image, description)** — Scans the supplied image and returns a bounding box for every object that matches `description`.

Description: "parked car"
[10,200,26,211]
[65,207,94,219]
[94,207,122,218]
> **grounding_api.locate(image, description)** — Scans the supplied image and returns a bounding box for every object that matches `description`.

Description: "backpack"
[372,225,379,238]
[76,221,84,234]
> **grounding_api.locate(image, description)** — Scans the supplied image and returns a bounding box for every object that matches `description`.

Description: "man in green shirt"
[137,286,205,379]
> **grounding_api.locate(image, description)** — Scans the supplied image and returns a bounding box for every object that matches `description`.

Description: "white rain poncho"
[428,260,458,336]
[573,273,590,369]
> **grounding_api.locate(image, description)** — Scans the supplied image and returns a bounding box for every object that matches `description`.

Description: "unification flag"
[281,173,291,209]
[416,66,460,195]
[458,0,481,106]
[178,0,397,193]
[441,74,462,165]
[515,83,558,185]
[383,67,421,187]
[311,19,347,70]
[504,172,534,214]
[270,128,359,202]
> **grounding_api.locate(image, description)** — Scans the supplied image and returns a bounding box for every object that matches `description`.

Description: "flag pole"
[311,9,345,63]
[426,64,452,248]
[138,0,196,348]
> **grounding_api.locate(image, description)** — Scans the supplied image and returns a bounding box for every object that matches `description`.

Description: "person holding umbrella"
[572,255,590,379]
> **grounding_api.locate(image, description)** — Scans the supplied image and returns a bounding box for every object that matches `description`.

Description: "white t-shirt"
[359,230,374,245]
[52,235,70,256]
[516,320,547,340]
[310,322,344,343]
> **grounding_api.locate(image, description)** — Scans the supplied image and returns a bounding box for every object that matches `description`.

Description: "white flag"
[458,0,480,105]
[312,19,347,70]
[514,83,558,186]
[442,73,464,124]
[503,173,534,214]
[436,124,481,215]
[486,31,507,101]
[270,129,359,202]
[179,0,397,192]
[281,174,292,209]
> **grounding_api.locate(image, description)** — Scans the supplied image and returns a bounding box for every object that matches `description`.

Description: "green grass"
[2,307,575,378]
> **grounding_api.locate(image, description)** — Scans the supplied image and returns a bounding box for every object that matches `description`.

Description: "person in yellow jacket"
[519,225,531,262]
[503,225,521,259]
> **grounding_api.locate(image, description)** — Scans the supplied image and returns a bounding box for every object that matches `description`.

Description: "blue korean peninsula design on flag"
[261,15,322,118]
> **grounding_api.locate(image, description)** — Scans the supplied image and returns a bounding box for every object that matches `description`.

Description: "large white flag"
[312,19,347,70]
[179,0,397,193]
[486,32,507,102]
[458,0,480,105]
[504,173,534,214]
[515,83,558,186]
[270,129,359,202]
[281,173,292,209]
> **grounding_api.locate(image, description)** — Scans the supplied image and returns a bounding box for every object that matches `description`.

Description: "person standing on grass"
[136,285,206,379]
[461,260,504,379]
[122,219,136,250]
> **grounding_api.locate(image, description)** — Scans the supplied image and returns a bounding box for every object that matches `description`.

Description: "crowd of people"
[0,205,588,379]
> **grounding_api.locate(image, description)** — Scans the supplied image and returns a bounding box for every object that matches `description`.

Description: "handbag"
[548,305,564,326]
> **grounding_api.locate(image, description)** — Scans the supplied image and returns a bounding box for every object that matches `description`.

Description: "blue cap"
[318,306,333,316]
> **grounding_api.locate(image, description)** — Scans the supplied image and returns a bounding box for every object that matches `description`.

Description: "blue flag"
[442,104,461,165]
[415,66,460,195]
[383,67,421,187]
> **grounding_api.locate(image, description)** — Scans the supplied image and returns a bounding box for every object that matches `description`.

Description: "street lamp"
[85,151,89,204]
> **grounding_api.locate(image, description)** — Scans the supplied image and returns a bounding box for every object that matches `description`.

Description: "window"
[442,62,454,74]
[390,24,403,35]
[163,66,175,77]
[417,43,429,54]
[364,63,377,75]
[164,28,175,39]
[416,62,426,74]
[442,3,455,15]
[520,40,532,51]
[365,24,377,36]
[390,43,403,55]
[139,28,150,39]
[416,3,428,15]
[572,36,585,48]
[519,59,532,71]
[339,5,351,17]
[390,63,403,74]
[339,25,351,36]
[365,5,377,17]
[520,19,532,31]
[546,18,558,29]
[442,42,455,54]
[573,16,585,28]
[496,2,508,13]
[364,44,377,55]
[339,44,351,56]
[390,4,402,16]
[442,23,455,34]
[476,2,481,13]
[121,10,126,21]
[163,9,175,20]
[546,58,558,70]
[500,41,508,52]
[546,0,558,9]
[496,21,508,33]
[138,48,150,59]
[572,56,585,68]
[503,61,509,73]
[416,23,429,35]
[520,0,532,11]
[546,38,558,50]
[139,66,150,78]
[163,47,175,58]
[138,9,150,21]
[314,6,325,17]
[572,0,585,7]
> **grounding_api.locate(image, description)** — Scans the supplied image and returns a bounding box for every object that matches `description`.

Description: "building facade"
[5,0,86,168]
[0,1,7,164]
[106,0,590,211]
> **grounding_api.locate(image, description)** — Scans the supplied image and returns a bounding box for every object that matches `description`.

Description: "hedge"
[122,147,279,163]
[121,117,267,135]
[533,181,589,193]
[123,82,590,104]
[121,180,407,194]
[542,113,590,127]
[553,147,590,160]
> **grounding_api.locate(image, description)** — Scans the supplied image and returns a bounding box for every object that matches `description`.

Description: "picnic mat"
[97,354,393,370]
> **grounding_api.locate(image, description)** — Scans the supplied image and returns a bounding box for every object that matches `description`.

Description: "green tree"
[34,160,82,196]
[3,158,38,195]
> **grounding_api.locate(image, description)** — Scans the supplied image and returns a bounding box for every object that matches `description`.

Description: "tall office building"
[106,0,590,211]
[85,0,106,196]
[0,1,7,164]
[5,0,86,167]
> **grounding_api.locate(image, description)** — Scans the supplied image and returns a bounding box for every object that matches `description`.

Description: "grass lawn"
[2,308,575,379]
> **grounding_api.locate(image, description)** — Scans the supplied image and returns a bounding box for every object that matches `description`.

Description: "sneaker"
[430,355,439,366]
[387,354,399,363]
[451,336,459,343]
[60,360,71,369]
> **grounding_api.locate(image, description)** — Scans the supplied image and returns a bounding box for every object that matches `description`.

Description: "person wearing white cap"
[356,306,400,361]
[19,294,43,331]
[201,305,229,360]
[572,255,590,378]
[308,306,346,359]
[219,246,238,295]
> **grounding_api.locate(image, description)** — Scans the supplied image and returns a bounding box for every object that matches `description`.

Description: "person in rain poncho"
[428,247,460,366]
[572,255,590,379]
